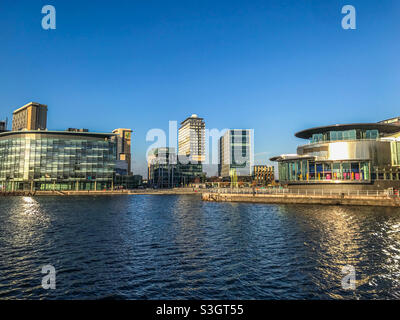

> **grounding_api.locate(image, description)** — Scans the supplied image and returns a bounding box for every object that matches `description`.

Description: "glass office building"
[147,148,204,188]
[270,123,400,190]
[0,131,116,191]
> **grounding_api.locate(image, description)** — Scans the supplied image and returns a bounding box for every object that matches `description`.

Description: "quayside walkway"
[202,188,400,207]
[0,188,205,197]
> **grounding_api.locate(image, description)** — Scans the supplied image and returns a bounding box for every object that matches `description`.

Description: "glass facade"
[310,129,379,144]
[273,124,400,188]
[0,132,116,191]
[278,160,371,183]
[148,148,205,187]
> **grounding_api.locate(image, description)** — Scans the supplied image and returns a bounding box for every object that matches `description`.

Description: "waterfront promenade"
[2,187,400,207]
[202,188,400,207]
[0,187,204,197]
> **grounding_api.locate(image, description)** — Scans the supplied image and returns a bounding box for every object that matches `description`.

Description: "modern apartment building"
[178,114,205,163]
[12,102,48,131]
[218,129,253,178]
[112,128,132,175]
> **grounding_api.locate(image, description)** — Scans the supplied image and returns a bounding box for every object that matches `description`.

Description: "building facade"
[253,165,275,185]
[12,102,48,131]
[148,148,181,188]
[179,163,204,184]
[270,122,400,190]
[147,147,204,188]
[0,131,116,191]
[218,129,253,178]
[112,128,132,175]
[114,174,142,189]
[0,120,6,132]
[178,114,205,164]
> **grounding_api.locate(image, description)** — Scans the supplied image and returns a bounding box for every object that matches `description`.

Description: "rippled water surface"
[1,195,400,299]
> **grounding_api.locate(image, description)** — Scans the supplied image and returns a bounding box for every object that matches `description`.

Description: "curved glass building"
[270,123,400,190]
[0,131,116,191]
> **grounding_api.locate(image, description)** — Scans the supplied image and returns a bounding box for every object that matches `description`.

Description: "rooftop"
[180,114,204,125]
[295,123,400,139]
[12,102,48,114]
[0,130,115,139]
[270,154,316,162]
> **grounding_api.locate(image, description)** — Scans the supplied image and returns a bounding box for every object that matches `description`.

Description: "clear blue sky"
[1,0,399,176]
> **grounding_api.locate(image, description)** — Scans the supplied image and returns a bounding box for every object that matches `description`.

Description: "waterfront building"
[218,129,253,178]
[179,163,205,184]
[12,102,48,131]
[270,121,400,190]
[148,148,181,188]
[178,114,205,164]
[147,147,204,188]
[114,174,142,189]
[253,165,275,185]
[112,128,133,175]
[177,114,205,181]
[0,130,116,191]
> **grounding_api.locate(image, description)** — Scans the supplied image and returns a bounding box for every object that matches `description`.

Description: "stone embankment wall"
[202,192,400,207]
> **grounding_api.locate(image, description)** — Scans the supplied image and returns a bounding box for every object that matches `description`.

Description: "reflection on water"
[1,195,400,299]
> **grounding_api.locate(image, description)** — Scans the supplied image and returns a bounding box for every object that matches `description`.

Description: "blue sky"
[1,0,399,176]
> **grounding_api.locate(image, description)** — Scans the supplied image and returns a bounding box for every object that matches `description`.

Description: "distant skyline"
[1,0,399,177]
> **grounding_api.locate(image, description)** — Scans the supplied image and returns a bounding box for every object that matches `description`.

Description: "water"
[1,195,400,299]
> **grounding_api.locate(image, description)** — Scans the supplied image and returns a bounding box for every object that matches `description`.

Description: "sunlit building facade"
[0,131,116,191]
[178,114,205,163]
[12,102,48,131]
[270,122,400,190]
[112,128,133,175]
[253,165,275,185]
[219,129,253,178]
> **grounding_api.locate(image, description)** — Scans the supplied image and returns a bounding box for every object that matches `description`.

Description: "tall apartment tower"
[178,114,205,163]
[12,102,47,131]
[218,129,253,178]
[112,128,133,175]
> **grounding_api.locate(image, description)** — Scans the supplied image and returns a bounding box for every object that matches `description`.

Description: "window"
[391,141,400,166]
[342,163,351,180]
[332,163,341,180]
[311,134,323,143]
[366,130,378,139]
[323,163,332,180]
[308,162,315,180]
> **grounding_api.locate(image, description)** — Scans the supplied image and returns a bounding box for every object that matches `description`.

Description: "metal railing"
[206,188,396,197]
